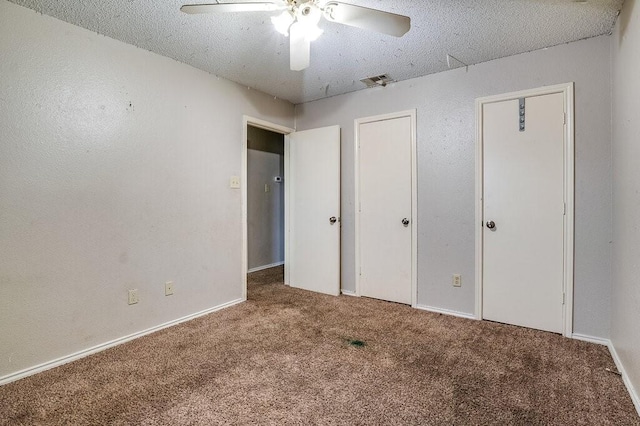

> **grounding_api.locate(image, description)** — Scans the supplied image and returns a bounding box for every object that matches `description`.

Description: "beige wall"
[611,0,640,412]
[0,1,294,380]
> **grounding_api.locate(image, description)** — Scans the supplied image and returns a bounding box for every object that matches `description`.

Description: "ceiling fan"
[181,0,411,71]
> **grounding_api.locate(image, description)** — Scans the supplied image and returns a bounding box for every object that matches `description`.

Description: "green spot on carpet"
[347,339,366,347]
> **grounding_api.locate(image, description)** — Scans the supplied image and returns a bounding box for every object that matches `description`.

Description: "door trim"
[354,110,418,307]
[474,83,575,337]
[242,116,294,301]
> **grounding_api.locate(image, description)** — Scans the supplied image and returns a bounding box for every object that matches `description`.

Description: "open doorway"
[246,125,285,274]
[241,117,341,300]
[242,117,293,301]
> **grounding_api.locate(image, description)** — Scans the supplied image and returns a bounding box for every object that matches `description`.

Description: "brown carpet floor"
[1,266,638,425]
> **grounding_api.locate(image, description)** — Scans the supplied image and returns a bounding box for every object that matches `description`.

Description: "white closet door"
[482,93,565,333]
[359,116,413,305]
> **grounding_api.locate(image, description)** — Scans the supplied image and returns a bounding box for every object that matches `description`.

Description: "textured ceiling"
[9,0,623,104]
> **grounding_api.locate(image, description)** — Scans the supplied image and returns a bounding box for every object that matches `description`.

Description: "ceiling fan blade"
[323,2,410,37]
[289,22,310,71]
[181,2,282,14]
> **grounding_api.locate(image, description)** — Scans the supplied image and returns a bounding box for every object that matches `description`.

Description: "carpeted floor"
[1,266,638,425]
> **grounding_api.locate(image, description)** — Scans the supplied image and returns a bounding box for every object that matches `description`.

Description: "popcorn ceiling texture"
[8,0,623,104]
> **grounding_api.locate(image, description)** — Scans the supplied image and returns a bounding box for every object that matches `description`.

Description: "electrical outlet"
[165,281,174,296]
[452,274,462,287]
[264,183,270,193]
[128,289,139,305]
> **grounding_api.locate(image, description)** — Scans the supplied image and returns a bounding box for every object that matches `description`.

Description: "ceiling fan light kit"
[295,2,324,40]
[181,0,411,71]
[271,10,295,36]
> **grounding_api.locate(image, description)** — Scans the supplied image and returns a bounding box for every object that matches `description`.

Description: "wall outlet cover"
[453,274,462,287]
[128,289,139,305]
[165,281,174,296]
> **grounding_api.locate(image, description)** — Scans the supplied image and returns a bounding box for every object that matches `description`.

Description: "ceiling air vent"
[360,74,394,88]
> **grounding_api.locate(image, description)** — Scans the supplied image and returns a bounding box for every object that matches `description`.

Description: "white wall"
[611,0,640,410]
[0,1,294,380]
[247,127,284,270]
[295,35,612,338]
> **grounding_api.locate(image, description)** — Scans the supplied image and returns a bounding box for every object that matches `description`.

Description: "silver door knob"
[329,216,338,225]
[486,221,496,229]
[402,218,410,227]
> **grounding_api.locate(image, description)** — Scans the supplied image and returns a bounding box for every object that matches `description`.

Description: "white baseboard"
[608,341,640,416]
[248,261,284,273]
[415,305,476,320]
[341,289,358,297]
[571,333,609,346]
[571,334,639,416]
[0,298,244,386]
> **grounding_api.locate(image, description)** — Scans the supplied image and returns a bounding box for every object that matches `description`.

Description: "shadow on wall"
[617,0,636,46]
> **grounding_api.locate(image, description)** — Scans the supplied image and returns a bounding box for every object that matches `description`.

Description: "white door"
[358,115,413,305]
[287,126,341,296]
[482,93,565,333]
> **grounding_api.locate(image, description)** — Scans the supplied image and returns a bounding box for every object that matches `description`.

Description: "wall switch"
[165,281,174,296]
[264,183,270,193]
[229,176,241,189]
[452,274,462,287]
[128,289,139,305]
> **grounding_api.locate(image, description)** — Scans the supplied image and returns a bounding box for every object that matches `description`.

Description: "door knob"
[329,216,338,225]
[402,218,410,227]
[486,220,496,230]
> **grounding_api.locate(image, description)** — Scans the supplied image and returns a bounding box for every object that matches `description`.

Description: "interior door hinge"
[563,112,566,125]
[562,292,566,305]
[563,203,566,215]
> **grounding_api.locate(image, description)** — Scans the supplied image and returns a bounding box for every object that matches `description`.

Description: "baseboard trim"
[0,298,244,386]
[571,333,610,346]
[608,341,640,416]
[415,305,476,320]
[248,262,284,273]
[341,290,357,297]
[571,334,640,415]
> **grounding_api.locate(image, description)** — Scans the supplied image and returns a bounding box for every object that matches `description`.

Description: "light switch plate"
[230,176,241,189]
[165,281,174,296]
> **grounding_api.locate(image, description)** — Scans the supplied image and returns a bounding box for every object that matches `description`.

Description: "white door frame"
[354,110,418,307]
[242,116,295,301]
[474,83,575,337]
